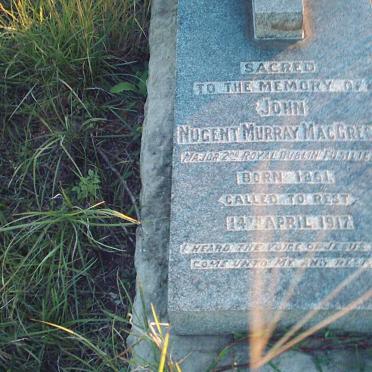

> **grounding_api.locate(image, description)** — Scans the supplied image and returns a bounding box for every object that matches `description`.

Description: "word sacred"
[193,79,368,95]
[225,215,354,231]
[181,241,372,254]
[177,122,371,144]
[240,61,316,75]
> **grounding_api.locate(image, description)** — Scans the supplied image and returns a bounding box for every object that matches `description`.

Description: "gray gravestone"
[168,0,372,335]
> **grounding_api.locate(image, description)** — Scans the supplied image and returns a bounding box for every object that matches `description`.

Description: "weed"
[72,169,102,202]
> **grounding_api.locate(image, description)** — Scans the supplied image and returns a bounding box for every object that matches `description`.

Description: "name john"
[256,97,308,116]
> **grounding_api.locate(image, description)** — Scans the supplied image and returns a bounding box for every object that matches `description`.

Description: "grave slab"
[168,0,372,335]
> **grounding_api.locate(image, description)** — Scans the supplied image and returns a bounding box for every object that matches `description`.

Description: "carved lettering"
[219,193,354,206]
[181,242,372,254]
[191,258,372,270]
[225,215,354,231]
[176,123,371,144]
[193,79,368,95]
[181,149,372,163]
[236,170,335,184]
[256,98,308,117]
[240,61,317,75]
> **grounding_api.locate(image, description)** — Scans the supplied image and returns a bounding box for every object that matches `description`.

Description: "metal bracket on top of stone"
[253,0,304,40]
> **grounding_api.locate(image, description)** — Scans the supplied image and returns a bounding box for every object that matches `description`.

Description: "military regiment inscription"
[168,0,371,334]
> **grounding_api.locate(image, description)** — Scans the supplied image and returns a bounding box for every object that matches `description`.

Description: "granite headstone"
[168,0,372,335]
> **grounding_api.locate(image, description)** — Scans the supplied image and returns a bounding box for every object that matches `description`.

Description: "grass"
[0,0,150,370]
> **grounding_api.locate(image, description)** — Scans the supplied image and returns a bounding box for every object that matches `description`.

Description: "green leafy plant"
[110,69,148,97]
[72,169,101,201]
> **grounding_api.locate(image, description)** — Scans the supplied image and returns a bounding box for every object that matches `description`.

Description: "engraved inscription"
[181,242,372,254]
[236,170,335,184]
[226,215,354,231]
[193,79,368,95]
[181,149,372,163]
[240,61,317,75]
[219,193,354,206]
[191,258,372,270]
[177,122,371,144]
[256,97,308,117]
[174,54,372,276]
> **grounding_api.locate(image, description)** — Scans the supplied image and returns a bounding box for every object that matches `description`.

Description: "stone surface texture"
[128,0,372,370]
[127,0,176,366]
[168,0,371,335]
[253,0,304,40]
